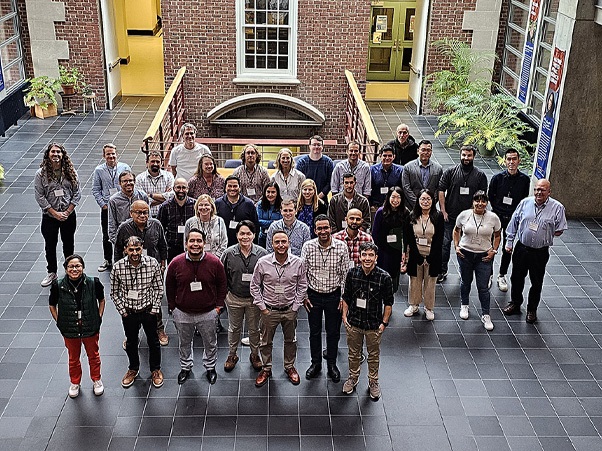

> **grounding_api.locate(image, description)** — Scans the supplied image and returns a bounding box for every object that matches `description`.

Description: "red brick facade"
[161,1,370,141]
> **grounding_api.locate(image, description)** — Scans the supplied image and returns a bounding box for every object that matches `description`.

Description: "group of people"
[35,121,567,402]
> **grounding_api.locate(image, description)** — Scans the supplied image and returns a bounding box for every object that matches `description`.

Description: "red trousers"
[63,333,101,384]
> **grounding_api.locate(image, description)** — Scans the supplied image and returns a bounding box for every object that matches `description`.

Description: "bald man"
[386,123,419,166]
[333,208,374,266]
[502,179,567,324]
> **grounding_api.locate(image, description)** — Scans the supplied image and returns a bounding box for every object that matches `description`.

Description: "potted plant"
[58,65,82,95]
[23,75,61,118]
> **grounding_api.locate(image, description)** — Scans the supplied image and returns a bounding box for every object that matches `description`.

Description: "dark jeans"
[167,245,184,264]
[498,216,512,276]
[101,207,112,262]
[510,241,549,312]
[307,287,341,365]
[457,249,493,315]
[41,212,76,273]
[440,220,455,274]
[122,311,161,372]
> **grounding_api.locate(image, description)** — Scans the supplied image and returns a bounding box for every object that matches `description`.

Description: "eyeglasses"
[121,179,135,184]
[397,130,409,135]
[132,210,150,216]
[315,226,330,231]
[67,264,83,269]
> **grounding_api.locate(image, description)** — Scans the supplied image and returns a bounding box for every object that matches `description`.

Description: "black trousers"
[41,212,76,273]
[122,311,161,372]
[510,241,549,312]
[307,287,341,365]
[498,216,512,276]
[101,207,112,262]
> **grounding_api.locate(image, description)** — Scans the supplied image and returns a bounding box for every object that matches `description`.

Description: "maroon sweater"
[166,252,227,314]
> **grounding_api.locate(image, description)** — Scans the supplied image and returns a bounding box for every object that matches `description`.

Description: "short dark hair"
[504,148,520,158]
[63,254,85,270]
[313,214,330,227]
[418,140,432,148]
[342,172,356,181]
[186,227,206,242]
[473,190,488,202]
[146,150,163,162]
[236,220,256,234]
[379,144,396,156]
[460,144,476,155]
[359,242,378,254]
[225,175,240,186]
[119,170,135,182]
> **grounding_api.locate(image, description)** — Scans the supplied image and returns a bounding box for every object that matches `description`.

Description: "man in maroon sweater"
[166,228,227,384]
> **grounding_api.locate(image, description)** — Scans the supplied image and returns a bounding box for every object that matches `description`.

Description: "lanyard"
[461,167,474,187]
[534,202,546,221]
[420,216,430,236]
[318,245,332,267]
[245,166,257,186]
[106,165,117,186]
[274,262,287,281]
[127,264,140,291]
[472,212,485,234]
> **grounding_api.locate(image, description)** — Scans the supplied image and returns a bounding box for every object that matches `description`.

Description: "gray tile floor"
[0,99,600,450]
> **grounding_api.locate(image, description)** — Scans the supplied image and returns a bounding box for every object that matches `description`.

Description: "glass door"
[367,1,416,81]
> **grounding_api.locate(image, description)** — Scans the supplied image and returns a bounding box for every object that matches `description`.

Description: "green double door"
[367,1,416,81]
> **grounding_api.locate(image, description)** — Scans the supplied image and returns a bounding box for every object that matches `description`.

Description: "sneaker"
[241,337,250,346]
[93,379,104,396]
[68,383,80,398]
[151,369,164,388]
[41,272,57,287]
[404,305,419,317]
[121,369,138,388]
[97,260,112,272]
[368,379,381,400]
[460,305,469,320]
[425,309,435,321]
[481,314,494,331]
[342,377,358,394]
[488,275,493,289]
[158,329,169,346]
[436,272,447,283]
[497,275,508,292]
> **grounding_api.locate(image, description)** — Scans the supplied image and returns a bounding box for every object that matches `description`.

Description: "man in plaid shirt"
[135,151,175,217]
[332,208,374,266]
[341,242,393,400]
[157,177,195,262]
[110,236,164,389]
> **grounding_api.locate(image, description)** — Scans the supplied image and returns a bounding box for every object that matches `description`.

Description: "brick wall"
[161,0,370,141]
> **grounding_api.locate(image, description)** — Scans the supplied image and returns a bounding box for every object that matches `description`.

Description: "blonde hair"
[274,148,295,171]
[297,179,318,213]
[194,194,216,218]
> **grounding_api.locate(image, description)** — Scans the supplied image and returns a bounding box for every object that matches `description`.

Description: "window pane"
[529,93,543,121]
[0,38,18,63]
[506,26,525,53]
[280,0,289,9]
[502,48,521,76]
[2,61,22,91]
[368,47,392,72]
[536,46,551,71]
[245,55,255,68]
[501,71,519,96]
[278,41,288,54]
[546,0,559,19]
[257,28,266,39]
[268,12,278,24]
[257,56,266,68]
[256,41,266,54]
[245,0,254,9]
[245,12,254,24]
[278,56,288,69]
[256,11,266,23]
[267,56,277,68]
[540,19,555,46]
[509,5,528,29]
[267,27,277,40]
[279,28,288,40]
[268,41,277,54]
[279,12,288,25]
[257,0,266,9]
[532,71,547,97]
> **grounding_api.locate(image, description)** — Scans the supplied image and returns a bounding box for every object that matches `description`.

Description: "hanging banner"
[0,58,4,92]
[517,0,541,103]
[533,47,565,179]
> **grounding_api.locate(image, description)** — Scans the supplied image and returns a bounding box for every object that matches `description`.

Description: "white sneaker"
[41,272,57,287]
[68,383,80,398]
[497,275,508,292]
[425,309,435,321]
[241,337,250,346]
[481,315,494,331]
[404,305,419,317]
[93,379,104,396]
[460,305,469,320]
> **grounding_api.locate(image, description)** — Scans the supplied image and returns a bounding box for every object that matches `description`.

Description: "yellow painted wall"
[113,0,129,59]
[120,35,165,96]
[365,82,409,101]
[124,0,158,30]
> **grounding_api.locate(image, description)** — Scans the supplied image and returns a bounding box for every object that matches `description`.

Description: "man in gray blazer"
[401,140,443,209]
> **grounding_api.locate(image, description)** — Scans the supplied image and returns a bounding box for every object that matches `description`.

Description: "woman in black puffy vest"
[49,254,105,398]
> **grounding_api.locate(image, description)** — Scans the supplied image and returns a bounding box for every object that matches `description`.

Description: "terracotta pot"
[61,84,75,95]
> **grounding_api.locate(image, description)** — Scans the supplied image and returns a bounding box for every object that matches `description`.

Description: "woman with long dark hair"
[371,186,406,291]
[403,189,444,320]
[256,181,283,248]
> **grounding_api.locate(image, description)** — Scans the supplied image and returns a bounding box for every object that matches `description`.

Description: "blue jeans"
[457,249,492,315]
[440,220,455,275]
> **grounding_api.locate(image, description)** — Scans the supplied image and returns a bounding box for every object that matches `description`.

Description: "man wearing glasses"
[386,123,419,166]
[330,141,371,197]
[168,123,211,182]
[108,171,149,244]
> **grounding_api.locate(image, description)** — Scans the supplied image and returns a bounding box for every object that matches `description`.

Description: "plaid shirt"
[301,237,351,293]
[188,174,226,199]
[157,197,195,249]
[135,170,174,216]
[232,164,270,202]
[110,255,164,315]
[342,265,394,330]
[332,229,374,266]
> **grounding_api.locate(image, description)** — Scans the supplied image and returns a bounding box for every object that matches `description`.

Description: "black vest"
[56,275,102,338]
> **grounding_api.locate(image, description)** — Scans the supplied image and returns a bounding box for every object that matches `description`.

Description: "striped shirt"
[301,237,351,293]
[110,255,164,315]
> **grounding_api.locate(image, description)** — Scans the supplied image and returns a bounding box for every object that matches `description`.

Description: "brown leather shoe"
[158,329,169,346]
[285,366,301,385]
[224,355,239,372]
[151,369,164,388]
[526,311,538,324]
[250,353,263,371]
[255,369,271,387]
[502,303,521,316]
[121,369,138,388]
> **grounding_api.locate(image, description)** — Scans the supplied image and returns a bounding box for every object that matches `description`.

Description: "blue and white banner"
[517,0,541,103]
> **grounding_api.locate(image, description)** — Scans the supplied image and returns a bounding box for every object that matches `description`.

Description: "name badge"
[127,290,139,299]
[386,235,397,243]
[503,196,513,205]
[109,188,118,195]
[190,281,203,291]
[274,285,285,294]
[178,225,185,234]
[54,189,64,197]
[356,298,367,309]
[229,220,238,229]
[318,270,329,280]
[341,220,347,229]
[470,236,481,245]
[460,187,470,195]
[142,249,148,256]
[418,238,428,246]
[241,273,252,282]
[380,187,388,194]
[247,188,256,197]
[528,222,539,231]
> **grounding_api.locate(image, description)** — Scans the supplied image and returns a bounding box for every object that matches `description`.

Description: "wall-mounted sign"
[375,15,387,32]
[372,32,382,44]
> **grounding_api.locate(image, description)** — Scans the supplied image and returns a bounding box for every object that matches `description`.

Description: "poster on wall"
[534,47,565,179]
[517,0,541,103]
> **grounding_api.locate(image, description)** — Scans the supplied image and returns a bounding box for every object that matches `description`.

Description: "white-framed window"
[0,0,25,100]
[234,0,299,85]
